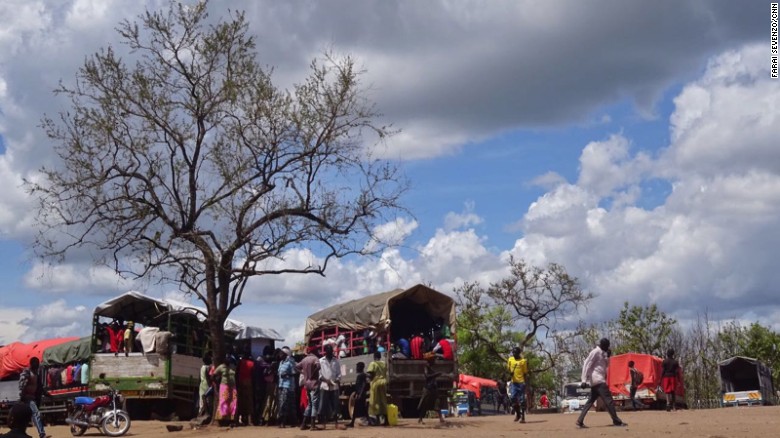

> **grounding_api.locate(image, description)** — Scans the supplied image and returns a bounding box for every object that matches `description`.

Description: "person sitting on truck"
[432,333,454,360]
[662,349,681,412]
[397,337,411,358]
[410,333,425,359]
[367,351,389,426]
[1,402,33,438]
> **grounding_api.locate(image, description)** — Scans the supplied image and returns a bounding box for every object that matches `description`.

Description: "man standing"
[18,358,49,438]
[627,360,643,411]
[506,347,527,423]
[662,349,681,412]
[296,347,321,430]
[318,344,344,430]
[276,347,297,428]
[576,338,627,428]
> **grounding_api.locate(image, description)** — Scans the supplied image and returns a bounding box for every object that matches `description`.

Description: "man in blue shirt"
[276,347,297,428]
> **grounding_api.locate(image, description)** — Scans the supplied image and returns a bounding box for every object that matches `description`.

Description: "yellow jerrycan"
[387,403,399,426]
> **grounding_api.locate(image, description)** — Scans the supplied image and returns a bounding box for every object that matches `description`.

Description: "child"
[348,362,368,427]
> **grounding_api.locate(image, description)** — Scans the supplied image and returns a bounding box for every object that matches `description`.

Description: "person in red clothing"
[410,333,425,360]
[236,349,255,426]
[431,333,454,360]
[539,390,550,408]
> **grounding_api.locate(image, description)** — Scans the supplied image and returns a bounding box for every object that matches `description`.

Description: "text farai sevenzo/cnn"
[772,3,778,78]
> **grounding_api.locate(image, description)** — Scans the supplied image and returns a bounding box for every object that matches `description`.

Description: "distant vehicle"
[452,389,479,416]
[560,382,590,412]
[719,356,774,407]
[607,353,686,410]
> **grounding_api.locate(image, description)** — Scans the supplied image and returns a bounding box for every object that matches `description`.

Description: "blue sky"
[1,0,778,345]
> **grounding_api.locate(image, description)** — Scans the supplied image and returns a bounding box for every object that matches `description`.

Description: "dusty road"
[39,406,780,438]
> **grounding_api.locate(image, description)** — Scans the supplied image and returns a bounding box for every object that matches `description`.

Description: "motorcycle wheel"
[69,424,87,437]
[100,411,131,437]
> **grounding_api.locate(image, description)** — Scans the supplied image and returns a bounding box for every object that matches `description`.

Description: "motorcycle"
[65,387,131,437]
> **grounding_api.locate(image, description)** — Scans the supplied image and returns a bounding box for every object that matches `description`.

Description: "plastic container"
[387,403,399,426]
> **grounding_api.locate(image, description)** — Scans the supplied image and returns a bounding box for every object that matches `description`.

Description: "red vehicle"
[607,353,686,410]
[65,385,130,437]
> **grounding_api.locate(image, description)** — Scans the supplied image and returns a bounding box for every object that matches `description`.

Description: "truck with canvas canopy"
[304,284,458,417]
[89,291,283,419]
[719,356,774,406]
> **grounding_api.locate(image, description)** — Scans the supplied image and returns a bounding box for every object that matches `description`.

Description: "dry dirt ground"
[40,406,780,438]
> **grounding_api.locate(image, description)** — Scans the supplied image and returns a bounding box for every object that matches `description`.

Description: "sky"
[0,0,778,347]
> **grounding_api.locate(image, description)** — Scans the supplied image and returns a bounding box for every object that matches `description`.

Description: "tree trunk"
[209,312,226,365]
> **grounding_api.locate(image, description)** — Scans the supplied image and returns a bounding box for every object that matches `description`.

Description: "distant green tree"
[455,281,522,379]
[455,258,593,388]
[609,302,677,355]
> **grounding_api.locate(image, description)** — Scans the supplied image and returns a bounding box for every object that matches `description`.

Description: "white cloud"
[24,261,132,295]
[443,201,483,231]
[513,43,780,324]
[0,300,89,343]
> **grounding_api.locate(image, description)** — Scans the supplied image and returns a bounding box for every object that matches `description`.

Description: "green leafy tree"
[455,258,593,388]
[27,1,406,364]
[610,302,678,355]
[456,281,522,379]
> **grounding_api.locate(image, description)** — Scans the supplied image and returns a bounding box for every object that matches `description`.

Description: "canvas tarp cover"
[94,291,283,341]
[0,337,80,380]
[304,284,456,341]
[608,353,666,396]
[458,374,498,399]
[42,337,92,366]
[719,356,774,402]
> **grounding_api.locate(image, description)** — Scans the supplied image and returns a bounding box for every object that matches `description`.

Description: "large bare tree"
[27,1,406,363]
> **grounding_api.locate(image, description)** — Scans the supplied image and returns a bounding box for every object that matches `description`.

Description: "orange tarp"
[0,337,80,380]
[458,374,498,399]
[607,353,685,398]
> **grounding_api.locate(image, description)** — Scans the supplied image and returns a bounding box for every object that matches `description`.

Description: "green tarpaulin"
[42,337,91,366]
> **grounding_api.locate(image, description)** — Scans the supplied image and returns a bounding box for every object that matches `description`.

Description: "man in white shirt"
[318,344,345,430]
[575,338,626,428]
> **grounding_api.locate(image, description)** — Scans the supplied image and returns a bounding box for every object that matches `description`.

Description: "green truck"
[89,292,282,419]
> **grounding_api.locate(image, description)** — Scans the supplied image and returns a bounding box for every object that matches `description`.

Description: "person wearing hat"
[276,347,298,428]
[576,338,626,428]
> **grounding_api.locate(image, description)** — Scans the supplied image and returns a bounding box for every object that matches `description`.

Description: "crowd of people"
[196,344,402,430]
